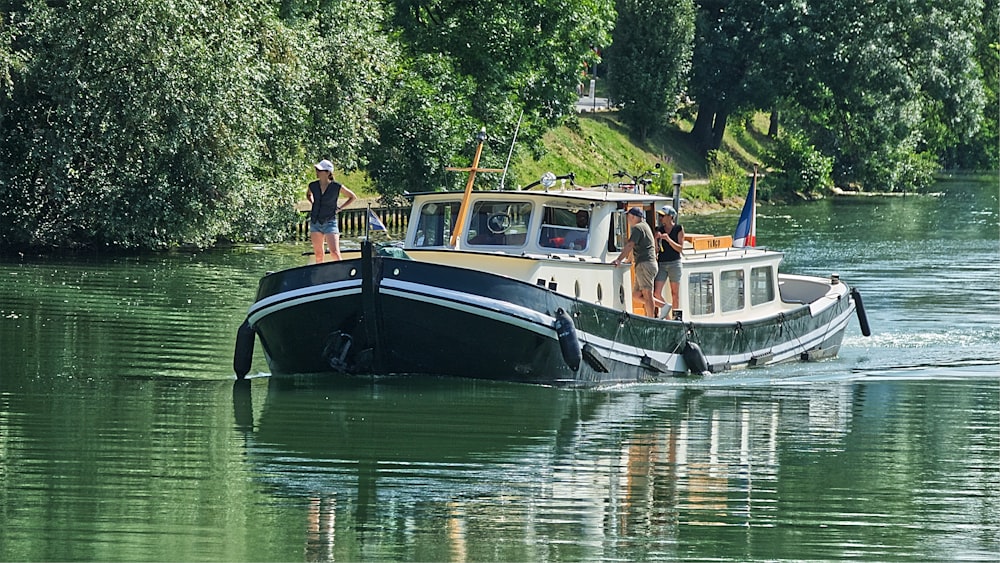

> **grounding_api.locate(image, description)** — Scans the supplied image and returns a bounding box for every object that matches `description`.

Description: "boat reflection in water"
[232,375,864,561]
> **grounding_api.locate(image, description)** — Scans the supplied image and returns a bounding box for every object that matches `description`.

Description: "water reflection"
[232,374,998,561]
[1,178,997,561]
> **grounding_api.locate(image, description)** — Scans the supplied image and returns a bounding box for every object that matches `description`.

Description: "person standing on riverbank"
[307,159,357,262]
[612,207,658,318]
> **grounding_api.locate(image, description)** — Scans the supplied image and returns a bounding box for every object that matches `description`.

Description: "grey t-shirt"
[630,222,656,264]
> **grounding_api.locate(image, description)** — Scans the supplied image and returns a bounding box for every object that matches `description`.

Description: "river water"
[1,178,997,562]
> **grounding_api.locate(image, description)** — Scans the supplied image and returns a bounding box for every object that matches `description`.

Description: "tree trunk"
[710,107,728,151]
[691,99,717,153]
[768,109,779,137]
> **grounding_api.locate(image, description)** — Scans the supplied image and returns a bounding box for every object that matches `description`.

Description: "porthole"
[350,268,357,277]
[393,268,400,276]
[597,284,603,301]
[619,284,625,304]
[574,280,581,298]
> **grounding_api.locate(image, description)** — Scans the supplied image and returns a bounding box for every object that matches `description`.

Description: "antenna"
[499,110,524,191]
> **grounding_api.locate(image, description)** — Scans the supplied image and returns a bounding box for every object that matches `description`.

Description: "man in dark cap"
[612,207,658,318]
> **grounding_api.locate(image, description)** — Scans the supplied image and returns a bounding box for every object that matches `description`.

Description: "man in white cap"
[306,159,357,262]
[654,205,684,318]
[612,207,658,318]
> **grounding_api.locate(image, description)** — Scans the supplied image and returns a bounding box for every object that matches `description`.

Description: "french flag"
[733,170,757,248]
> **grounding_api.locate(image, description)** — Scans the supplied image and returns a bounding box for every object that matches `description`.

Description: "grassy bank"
[513,112,709,187]
[512,110,773,207]
[344,109,772,206]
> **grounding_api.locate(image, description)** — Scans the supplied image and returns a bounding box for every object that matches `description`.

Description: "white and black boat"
[234,144,870,387]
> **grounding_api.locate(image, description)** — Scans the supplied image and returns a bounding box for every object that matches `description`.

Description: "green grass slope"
[345,110,771,205]
[513,111,773,200]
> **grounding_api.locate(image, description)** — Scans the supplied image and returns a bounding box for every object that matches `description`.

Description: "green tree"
[782,0,986,190]
[687,0,990,190]
[376,0,614,195]
[0,7,25,97]
[945,0,998,170]
[288,0,399,171]
[764,132,833,198]
[366,54,478,203]
[604,0,695,140]
[688,0,782,153]
[0,0,284,247]
[0,0,397,248]
[908,0,988,171]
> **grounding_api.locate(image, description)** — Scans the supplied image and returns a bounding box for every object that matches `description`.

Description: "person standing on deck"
[307,159,357,262]
[612,207,658,318]
[654,205,684,317]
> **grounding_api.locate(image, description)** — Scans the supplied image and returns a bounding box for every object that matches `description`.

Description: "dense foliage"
[0,0,993,249]
[371,0,614,200]
[604,0,695,140]
[0,0,395,248]
[0,0,612,248]
[677,0,993,194]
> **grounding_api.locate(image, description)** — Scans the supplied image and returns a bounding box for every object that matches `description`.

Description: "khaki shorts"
[633,261,657,293]
[655,260,682,284]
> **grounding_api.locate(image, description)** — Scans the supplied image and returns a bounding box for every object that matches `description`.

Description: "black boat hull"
[243,243,855,386]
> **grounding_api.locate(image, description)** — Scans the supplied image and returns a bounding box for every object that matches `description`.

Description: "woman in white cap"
[307,159,357,262]
[654,205,684,318]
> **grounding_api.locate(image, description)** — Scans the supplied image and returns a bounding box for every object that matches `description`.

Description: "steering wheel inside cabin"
[487,213,512,234]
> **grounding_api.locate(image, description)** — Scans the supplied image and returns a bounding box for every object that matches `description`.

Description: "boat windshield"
[413,200,462,247]
[539,206,590,251]
[465,201,532,247]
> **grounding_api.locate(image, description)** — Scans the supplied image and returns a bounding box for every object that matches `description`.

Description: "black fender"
[682,340,710,375]
[233,320,255,379]
[851,288,872,337]
[554,308,582,372]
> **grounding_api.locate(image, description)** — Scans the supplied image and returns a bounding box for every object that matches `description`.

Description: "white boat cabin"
[400,189,832,323]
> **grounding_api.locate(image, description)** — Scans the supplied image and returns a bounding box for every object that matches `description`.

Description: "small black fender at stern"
[851,288,872,337]
[234,320,255,379]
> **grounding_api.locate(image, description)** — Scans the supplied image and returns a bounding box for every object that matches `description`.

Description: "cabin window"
[688,272,715,316]
[413,201,462,246]
[466,201,532,247]
[720,269,745,313]
[610,210,627,252]
[750,266,775,305]
[539,206,590,250]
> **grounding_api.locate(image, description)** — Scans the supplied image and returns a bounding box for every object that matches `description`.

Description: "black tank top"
[657,224,682,262]
[309,181,342,223]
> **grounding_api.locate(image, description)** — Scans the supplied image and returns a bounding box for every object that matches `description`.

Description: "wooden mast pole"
[447,128,503,248]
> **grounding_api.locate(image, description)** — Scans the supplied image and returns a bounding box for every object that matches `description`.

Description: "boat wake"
[848,358,1000,381]
[598,356,1000,392]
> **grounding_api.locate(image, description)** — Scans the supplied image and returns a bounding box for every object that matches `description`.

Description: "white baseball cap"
[314,159,335,172]
[657,205,677,217]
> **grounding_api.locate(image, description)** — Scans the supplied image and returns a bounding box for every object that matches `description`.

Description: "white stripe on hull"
[247,279,362,326]
[250,276,852,376]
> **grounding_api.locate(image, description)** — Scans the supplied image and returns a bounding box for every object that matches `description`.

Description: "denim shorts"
[310,218,339,235]
[655,260,682,283]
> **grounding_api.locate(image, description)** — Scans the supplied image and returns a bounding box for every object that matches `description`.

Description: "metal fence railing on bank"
[293,205,412,240]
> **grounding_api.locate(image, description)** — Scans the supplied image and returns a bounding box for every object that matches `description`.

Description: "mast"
[446,128,503,248]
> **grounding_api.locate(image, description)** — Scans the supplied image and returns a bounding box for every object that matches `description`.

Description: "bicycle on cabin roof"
[520,164,663,194]
[600,163,661,194]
